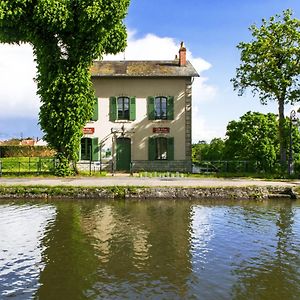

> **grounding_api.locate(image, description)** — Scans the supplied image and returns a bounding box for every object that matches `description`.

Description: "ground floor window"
[148,137,174,161]
[80,137,99,161]
[156,137,168,160]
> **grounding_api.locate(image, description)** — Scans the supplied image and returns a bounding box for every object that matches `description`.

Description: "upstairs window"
[155,96,167,120]
[109,96,136,121]
[148,96,174,120]
[118,96,130,120]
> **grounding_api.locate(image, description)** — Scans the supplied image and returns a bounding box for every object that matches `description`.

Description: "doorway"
[116,138,131,171]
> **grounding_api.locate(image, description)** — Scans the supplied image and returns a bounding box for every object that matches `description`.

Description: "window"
[155,137,168,159]
[117,96,130,120]
[148,137,174,161]
[109,96,136,121]
[147,96,174,120]
[155,96,167,120]
[80,137,99,161]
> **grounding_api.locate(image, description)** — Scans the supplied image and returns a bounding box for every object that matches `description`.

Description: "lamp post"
[288,110,298,176]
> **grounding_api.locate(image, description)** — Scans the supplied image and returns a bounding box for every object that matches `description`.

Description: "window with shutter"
[109,96,117,121]
[167,96,174,120]
[147,96,155,120]
[130,97,136,121]
[148,137,156,161]
[91,97,98,121]
[149,137,174,161]
[167,137,174,161]
[91,137,99,161]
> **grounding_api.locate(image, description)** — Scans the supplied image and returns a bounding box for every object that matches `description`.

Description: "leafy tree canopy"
[224,111,300,172]
[225,112,279,171]
[0,0,129,175]
[231,9,300,165]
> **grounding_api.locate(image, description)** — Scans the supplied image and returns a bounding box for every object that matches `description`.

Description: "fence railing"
[0,157,55,176]
[193,161,261,173]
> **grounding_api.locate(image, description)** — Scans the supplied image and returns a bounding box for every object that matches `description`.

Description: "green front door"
[116,138,131,171]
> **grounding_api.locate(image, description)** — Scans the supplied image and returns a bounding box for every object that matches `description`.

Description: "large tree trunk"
[278,99,287,166]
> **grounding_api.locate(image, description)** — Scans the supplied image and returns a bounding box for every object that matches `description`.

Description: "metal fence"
[0,158,55,176]
[192,161,261,174]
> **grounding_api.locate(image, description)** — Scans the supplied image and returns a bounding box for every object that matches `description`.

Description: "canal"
[1,199,300,299]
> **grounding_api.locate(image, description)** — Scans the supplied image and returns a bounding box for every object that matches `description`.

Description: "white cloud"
[0,31,218,141]
[0,44,39,118]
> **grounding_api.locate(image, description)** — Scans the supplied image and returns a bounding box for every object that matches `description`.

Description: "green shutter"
[148,137,156,161]
[147,96,155,120]
[91,137,99,161]
[167,137,174,161]
[130,97,136,121]
[109,96,117,121]
[91,97,98,121]
[79,141,81,160]
[167,96,174,120]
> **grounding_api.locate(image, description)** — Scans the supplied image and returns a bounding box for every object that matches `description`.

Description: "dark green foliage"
[192,111,300,174]
[232,10,300,165]
[0,146,55,157]
[192,138,225,163]
[0,0,130,175]
[225,112,279,171]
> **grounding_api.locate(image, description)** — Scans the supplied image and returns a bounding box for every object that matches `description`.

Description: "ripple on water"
[0,204,56,299]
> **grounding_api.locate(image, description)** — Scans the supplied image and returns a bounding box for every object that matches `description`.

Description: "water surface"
[0,199,300,299]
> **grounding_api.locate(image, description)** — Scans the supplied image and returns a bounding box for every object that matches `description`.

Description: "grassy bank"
[0,185,297,200]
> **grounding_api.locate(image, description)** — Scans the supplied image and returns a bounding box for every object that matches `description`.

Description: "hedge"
[0,146,56,158]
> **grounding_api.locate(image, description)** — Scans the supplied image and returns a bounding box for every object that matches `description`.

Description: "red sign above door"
[83,127,95,134]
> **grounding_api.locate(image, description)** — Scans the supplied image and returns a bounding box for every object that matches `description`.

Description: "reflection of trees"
[35,202,98,300]
[231,201,300,300]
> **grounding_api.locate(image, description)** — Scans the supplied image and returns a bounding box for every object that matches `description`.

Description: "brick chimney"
[179,41,186,66]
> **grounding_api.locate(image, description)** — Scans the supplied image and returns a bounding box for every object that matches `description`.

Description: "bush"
[0,146,55,158]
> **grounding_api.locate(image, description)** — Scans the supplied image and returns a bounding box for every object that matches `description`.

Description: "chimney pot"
[179,41,186,66]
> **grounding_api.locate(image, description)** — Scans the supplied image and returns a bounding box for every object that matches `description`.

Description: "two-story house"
[79,42,199,173]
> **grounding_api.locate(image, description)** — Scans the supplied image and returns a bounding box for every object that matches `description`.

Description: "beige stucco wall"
[84,77,190,162]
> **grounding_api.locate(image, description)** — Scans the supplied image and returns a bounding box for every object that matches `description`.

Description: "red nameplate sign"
[83,127,95,134]
[153,127,170,133]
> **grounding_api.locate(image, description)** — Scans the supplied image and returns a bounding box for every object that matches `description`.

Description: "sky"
[1,0,300,142]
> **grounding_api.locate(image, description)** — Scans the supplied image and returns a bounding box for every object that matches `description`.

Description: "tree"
[232,9,300,167]
[224,111,300,172]
[192,138,225,163]
[0,0,129,175]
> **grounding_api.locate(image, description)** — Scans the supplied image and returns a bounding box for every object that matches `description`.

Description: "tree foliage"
[192,138,225,163]
[193,111,300,174]
[0,0,129,175]
[231,9,300,166]
[225,112,279,171]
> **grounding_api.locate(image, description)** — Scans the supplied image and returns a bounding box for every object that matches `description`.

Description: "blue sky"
[1,0,300,141]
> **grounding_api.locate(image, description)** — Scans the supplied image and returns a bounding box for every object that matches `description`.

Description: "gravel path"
[0,176,298,187]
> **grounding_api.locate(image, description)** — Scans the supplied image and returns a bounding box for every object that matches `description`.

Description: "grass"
[0,157,54,174]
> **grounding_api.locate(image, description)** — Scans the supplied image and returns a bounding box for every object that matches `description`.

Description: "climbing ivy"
[0,0,129,175]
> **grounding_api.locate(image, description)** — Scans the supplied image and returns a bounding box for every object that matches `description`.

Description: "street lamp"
[288,110,298,176]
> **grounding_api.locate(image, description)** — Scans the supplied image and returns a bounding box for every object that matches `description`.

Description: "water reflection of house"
[80,202,192,297]
[79,42,199,172]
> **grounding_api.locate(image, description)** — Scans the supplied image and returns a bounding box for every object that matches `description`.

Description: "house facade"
[79,43,199,172]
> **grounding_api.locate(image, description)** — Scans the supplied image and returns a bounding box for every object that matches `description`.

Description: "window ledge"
[114,120,132,123]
